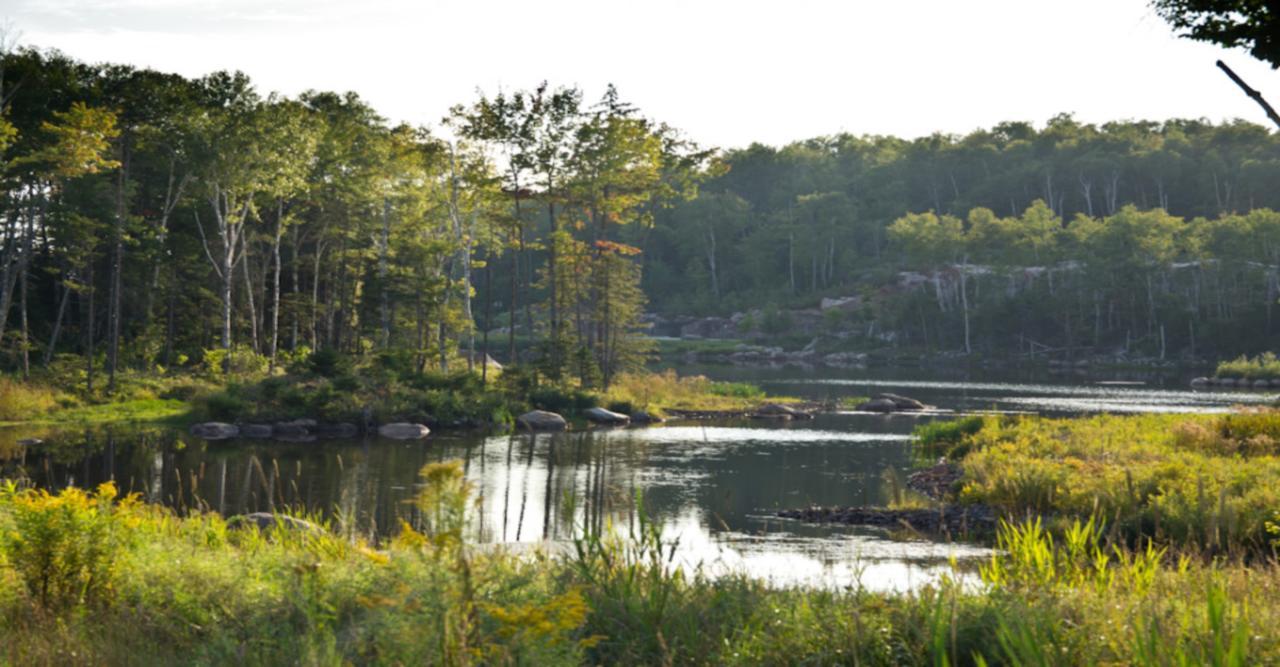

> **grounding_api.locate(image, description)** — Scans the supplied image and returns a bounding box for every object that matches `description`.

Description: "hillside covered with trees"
[3,43,1280,392]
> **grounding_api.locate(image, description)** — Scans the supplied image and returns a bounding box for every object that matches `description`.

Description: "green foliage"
[0,482,133,611]
[706,380,765,400]
[528,386,599,416]
[1216,352,1280,380]
[303,348,353,379]
[2,469,1280,662]
[0,378,60,422]
[959,412,1280,553]
[914,416,988,459]
[198,346,269,378]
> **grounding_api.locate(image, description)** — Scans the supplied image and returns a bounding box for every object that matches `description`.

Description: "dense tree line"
[0,46,705,390]
[639,116,1280,358]
[5,42,1279,381]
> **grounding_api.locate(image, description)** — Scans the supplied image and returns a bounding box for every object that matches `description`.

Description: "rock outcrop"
[855,393,930,413]
[377,423,431,440]
[629,410,665,424]
[584,407,630,425]
[517,410,568,431]
[189,422,240,440]
[751,403,813,420]
[238,423,274,439]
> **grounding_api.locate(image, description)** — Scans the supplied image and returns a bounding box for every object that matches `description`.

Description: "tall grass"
[2,464,1280,663]
[0,377,60,423]
[947,411,1280,554]
[1215,352,1280,380]
[603,369,781,415]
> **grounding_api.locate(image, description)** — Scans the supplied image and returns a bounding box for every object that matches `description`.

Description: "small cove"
[1,364,1267,589]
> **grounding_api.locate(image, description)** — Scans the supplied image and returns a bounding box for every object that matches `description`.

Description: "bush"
[529,386,599,416]
[1215,352,1280,380]
[202,389,247,421]
[0,482,134,611]
[914,416,986,459]
[305,349,352,378]
[199,346,269,377]
[0,378,59,422]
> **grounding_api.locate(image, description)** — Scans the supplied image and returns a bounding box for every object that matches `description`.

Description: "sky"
[3,0,1277,149]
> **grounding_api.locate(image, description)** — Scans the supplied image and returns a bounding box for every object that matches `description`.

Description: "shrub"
[305,349,352,378]
[202,389,247,421]
[529,386,598,416]
[0,481,134,611]
[914,416,986,459]
[0,378,59,422]
[1215,352,1280,380]
[199,346,269,377]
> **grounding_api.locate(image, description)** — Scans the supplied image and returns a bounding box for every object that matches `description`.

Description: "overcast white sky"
[4,0,1277,148]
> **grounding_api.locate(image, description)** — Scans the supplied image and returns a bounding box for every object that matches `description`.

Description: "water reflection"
[1,416,975,588]
[7,369,1248,589]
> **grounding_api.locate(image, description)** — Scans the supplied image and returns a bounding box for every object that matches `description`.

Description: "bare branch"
[1217,60,1280,130]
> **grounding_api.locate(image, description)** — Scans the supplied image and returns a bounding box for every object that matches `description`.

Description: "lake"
[2,364,1271,590]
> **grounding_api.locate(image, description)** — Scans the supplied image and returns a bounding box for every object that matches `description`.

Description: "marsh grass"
[603,369,793,416]
[907,411,1280,556]
[2,461,1280,664]
[1216,352,1280,380]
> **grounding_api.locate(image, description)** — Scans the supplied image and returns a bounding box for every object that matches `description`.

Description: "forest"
[3,43,1280,396]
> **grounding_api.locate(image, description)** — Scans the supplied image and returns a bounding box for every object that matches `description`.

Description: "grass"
[909,410,1280,555]
[1215,352,1280,380]
[1,463,1279,664]
[0,374,199,427]
[601,369,795,416]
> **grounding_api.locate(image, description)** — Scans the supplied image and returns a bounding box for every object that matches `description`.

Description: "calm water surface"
[1,364,1269,589]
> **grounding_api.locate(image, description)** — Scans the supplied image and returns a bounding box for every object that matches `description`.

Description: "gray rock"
[274,418,317,437]
[584,407,630,425]
[856,397,899,413]
[1270,379,1280,388]
[238,423,274,439]
[314,423,358,439]
[190,422,240,440]
[1255,379,1272,389]
[878,393,928,410]
[755,403,802,417]
[629,410,665,424]
[517,410,567,431]
[1190,377,1210,388]
[16,438,42,446]
[378,422,431,440]
[232,512,323,533]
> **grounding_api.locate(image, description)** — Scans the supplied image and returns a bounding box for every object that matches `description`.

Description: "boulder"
[856,397,899,413]
[879,393,928,410]
[517,410,567,431]
[16,438,42,447]
[752,403,812,420]
[1271,379,1280,388]
[629,410,665,424]
[584,407,630,425]
[855,393,930,413]
[238,423,274,439]
[1190,377,1210,388]
[314,423,358,439]
[232,512,322,533]
[189,422,240,440]
[1255,379,1272,389]
[274,418,317,437]
[377,422,431,440]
